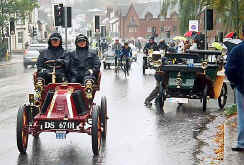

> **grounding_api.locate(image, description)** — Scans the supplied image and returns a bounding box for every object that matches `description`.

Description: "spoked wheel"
[202,85,208,112]
[114,66,119,75]
[16,105,29,154]
[218,82,228,109]
[100,96,107,140]
[121,63,127,78]
[91,105,102,155]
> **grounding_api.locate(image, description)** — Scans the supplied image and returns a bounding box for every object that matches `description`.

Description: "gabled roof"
[116,2,179,19]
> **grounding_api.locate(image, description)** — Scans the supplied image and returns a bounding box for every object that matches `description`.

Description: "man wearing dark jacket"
[37,32,67,84]
[143,37,159,54]
[67,34,101,83]
[158,39,168,50]
[225,28,244,152]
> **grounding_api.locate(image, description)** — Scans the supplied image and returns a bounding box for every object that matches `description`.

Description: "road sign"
[189,20,199,32]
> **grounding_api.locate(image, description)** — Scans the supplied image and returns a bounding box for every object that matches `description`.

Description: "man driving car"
[37,32,67,84]
[67,34,101,84]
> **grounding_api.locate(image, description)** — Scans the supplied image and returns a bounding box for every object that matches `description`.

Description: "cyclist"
[119,42,132,75]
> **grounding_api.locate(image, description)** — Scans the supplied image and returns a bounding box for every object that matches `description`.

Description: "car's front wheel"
[91,105,102,155]
[16,105,29,154]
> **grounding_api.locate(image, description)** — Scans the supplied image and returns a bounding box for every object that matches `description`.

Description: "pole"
[64,6,67,51]
[204,8,207,50]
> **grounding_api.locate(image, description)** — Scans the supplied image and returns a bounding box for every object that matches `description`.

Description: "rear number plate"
[41,121,79,130]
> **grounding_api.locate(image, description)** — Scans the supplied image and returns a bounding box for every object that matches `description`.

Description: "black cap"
[49,32,62,41]
[76,34,88,43]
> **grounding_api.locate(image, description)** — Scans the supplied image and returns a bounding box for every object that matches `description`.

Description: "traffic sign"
[189,20,199,32]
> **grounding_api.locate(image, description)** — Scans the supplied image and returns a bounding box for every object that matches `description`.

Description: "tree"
[168,0,244,35]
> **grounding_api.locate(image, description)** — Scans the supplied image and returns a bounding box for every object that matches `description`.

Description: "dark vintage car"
[143,50,163,74]
[155,50,227,112]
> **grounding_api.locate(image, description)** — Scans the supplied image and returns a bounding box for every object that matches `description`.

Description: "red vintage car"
[16,60,107,155]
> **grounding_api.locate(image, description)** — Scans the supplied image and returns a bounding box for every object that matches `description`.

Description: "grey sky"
[40,0,160,10]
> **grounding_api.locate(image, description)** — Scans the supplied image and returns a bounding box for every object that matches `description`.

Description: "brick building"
[113,2,180,40]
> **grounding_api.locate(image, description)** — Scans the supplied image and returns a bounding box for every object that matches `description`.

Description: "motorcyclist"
[120,42,132,75]
[37,32,67,84]
[67,34,101,84]
[143,37,159,54]
[112,38,122,66]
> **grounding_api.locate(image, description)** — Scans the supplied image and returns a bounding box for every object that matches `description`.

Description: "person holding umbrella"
[225,27,244,152]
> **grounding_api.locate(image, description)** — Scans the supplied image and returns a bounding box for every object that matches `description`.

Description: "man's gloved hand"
[56,59,65,65]
[85,69,94,76]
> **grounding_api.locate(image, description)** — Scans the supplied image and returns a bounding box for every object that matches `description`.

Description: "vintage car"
[16,60,107,155]
[103,48,115,69]
[143,50,163,75]
[156,50,227,112]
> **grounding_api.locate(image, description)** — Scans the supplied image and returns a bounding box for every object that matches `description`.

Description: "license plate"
[56,131,66,139]
[40,121,79,130]
[32,59,37,62]
[166,98,189,104]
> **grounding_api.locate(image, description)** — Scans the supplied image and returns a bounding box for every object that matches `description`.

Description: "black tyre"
[103,62,107,70]
[143,65,146,75]
[100,96,107,140]
[91,105,102,155]
[24,64,28,69]
[202,85,208,112]
[218,82,227,109]
[16,106,29,154]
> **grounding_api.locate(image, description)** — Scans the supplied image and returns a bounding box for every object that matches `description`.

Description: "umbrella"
[225,32,235,38]
[184,31,200,37]
[211,42,223,50]
[173,36,187,41]
[223,38,243,53]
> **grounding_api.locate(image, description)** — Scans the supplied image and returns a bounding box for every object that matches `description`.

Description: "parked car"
[23,44,48,68]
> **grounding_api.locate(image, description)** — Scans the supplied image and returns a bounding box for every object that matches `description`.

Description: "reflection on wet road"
[0,54,234,165]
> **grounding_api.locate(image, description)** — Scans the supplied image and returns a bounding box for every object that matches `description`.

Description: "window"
[16,18,25,25]
[160,26,164,32]
[147,27,152,32]
[130,16,135,24]
[18,32,24,43]
[129,27,137,33]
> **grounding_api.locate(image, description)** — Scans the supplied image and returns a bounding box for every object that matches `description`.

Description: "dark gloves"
[56,59,65,65]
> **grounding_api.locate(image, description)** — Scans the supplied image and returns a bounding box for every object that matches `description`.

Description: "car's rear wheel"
[218,82,227,109]
[91,105,102,155]
[16,105,29,154]
[103,62,107,70]
[24,64,28,69]
[100,96,107,140]
[202,85,208,112]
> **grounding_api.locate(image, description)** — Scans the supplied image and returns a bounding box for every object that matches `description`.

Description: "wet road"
[0,54,234,165]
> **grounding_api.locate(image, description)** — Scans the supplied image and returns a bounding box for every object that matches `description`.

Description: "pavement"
[224,115,244,165]
[0,54,23,66]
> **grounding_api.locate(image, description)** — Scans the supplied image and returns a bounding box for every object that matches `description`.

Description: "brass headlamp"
[85,79,94,99]
[201,61,208,70]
